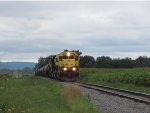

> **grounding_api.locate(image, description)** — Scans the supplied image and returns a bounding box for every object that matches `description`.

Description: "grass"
[80,68,150,94]
[62,85,99,113]
[0,76,99,113]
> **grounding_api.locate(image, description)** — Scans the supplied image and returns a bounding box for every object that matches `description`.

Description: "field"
[0,76,99,113]
[80,68,150,93]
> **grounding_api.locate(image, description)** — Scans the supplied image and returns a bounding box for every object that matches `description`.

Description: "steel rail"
[74,82,150,105]
[39,76,150,105]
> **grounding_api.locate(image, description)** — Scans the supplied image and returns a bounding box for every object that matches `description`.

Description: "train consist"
[35,50,81,81]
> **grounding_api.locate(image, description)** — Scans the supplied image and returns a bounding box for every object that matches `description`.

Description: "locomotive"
[35,50,81,81]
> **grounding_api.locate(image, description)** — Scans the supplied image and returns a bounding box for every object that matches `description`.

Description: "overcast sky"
[0,1,150,62]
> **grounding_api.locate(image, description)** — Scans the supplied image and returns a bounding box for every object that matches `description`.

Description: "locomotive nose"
[63,59,75,67]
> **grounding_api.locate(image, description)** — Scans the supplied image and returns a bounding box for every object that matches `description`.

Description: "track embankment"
[39,76,150,113]
[76,82,150,104]
[73,82,150,113]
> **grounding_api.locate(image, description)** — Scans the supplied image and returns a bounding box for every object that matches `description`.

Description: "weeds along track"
[72,82,150,105]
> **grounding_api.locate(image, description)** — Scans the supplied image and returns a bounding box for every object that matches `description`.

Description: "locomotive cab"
[55,50,80,81]
[62,52,78,70]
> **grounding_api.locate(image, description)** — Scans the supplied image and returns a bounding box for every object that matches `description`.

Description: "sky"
[0,1,150,62]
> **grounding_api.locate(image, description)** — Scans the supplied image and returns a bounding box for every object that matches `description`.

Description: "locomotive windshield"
[63,55,74,59]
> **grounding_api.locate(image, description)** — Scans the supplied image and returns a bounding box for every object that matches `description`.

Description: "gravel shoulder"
[80,87,150,113]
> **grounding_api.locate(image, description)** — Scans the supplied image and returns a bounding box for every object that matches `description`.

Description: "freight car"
[35,50,81,81]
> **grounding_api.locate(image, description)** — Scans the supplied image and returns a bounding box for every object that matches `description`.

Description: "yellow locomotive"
[36,50,81,81]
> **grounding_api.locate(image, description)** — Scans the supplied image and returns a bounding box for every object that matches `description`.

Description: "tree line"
[80,56,150,68]
[36,55,150,69]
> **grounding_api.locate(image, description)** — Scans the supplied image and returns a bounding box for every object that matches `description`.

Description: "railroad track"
[73,82,150,105]
[40,76,150,105]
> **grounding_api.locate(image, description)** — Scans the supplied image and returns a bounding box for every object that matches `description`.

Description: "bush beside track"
[80,68,150,93]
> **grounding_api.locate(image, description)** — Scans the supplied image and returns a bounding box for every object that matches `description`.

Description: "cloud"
[0,1,150,62]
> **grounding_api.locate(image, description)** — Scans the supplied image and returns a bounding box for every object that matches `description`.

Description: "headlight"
[67,52,70,56]
[72,67,76,71]
[63,67,67,71]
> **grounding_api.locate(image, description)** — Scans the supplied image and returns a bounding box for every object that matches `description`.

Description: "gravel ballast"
[80,87,150,113]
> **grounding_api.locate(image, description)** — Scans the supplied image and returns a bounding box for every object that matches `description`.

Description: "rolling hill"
[0,62,35,69]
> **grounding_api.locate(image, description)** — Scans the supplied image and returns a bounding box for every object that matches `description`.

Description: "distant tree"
[135,56,150,67]
[96,56,112,68]
[120,57,134,68]
[35,57,46,69]
[80,55,96,68]
[110,57,134,68]
[111,58,120,68]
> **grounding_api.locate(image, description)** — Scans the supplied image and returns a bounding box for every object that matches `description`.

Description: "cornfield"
[80,68,150,87]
